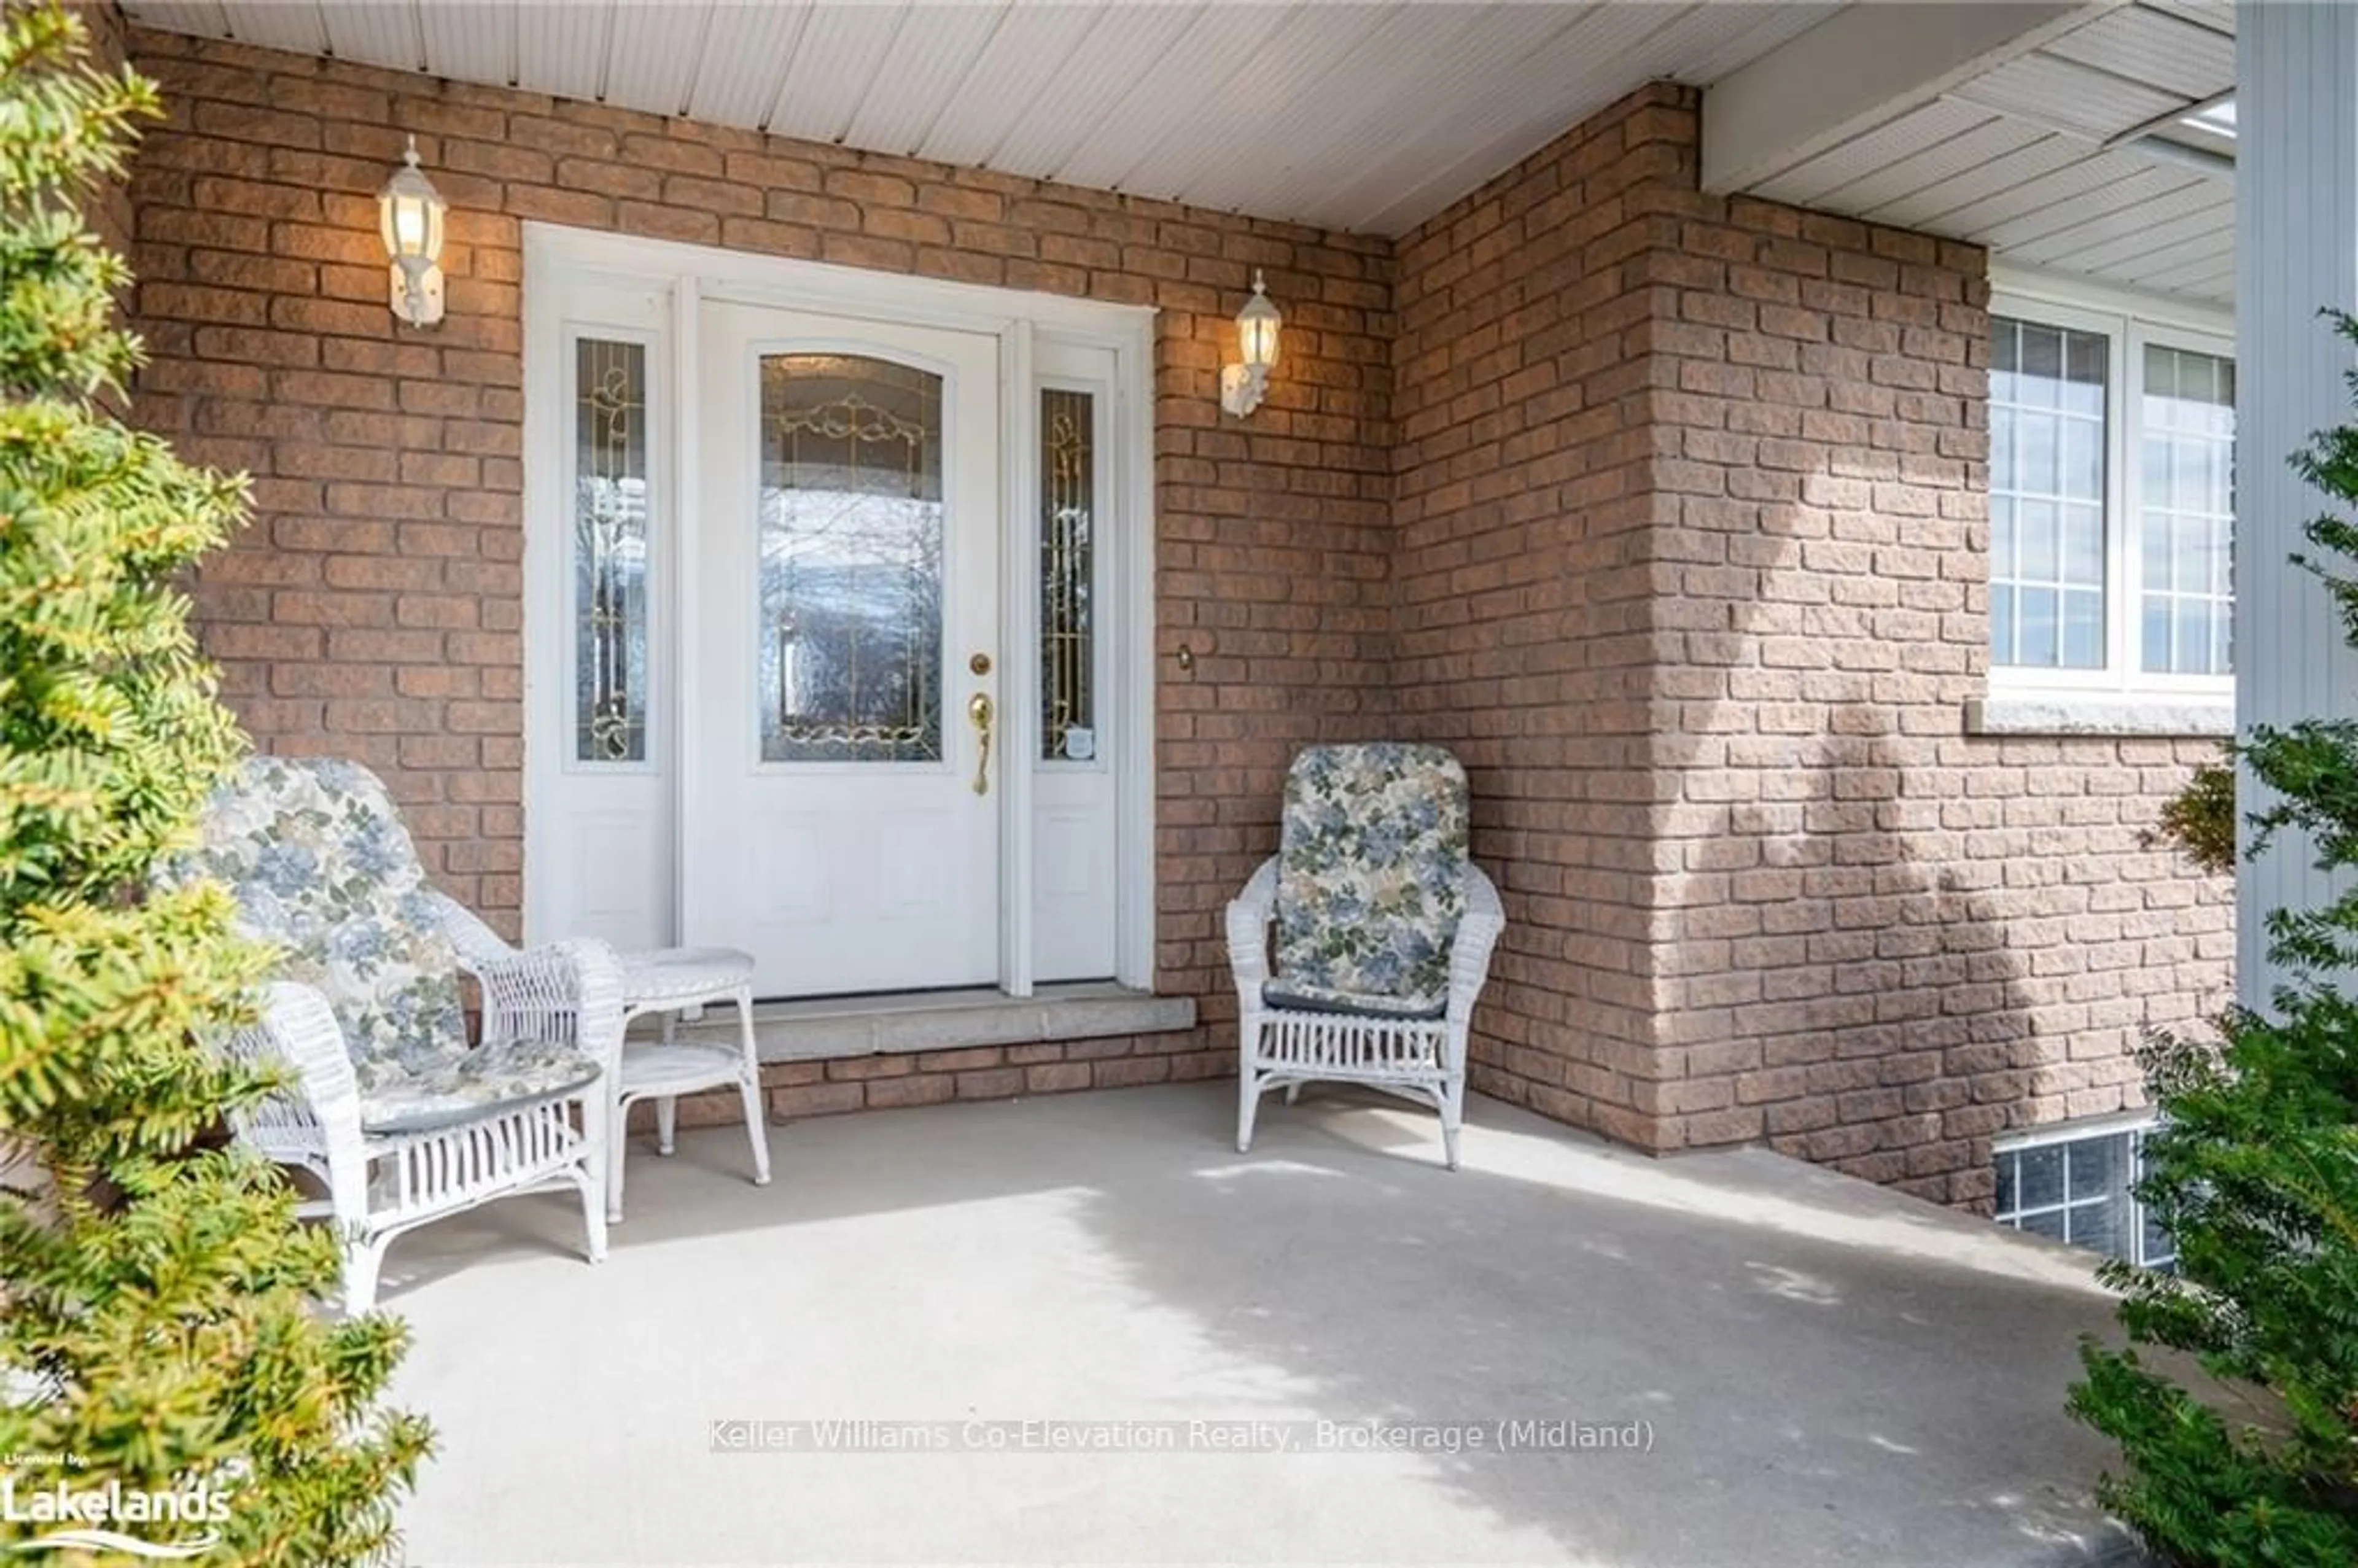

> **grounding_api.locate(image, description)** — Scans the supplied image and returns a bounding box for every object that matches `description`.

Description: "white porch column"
[2235,0,2358,1005]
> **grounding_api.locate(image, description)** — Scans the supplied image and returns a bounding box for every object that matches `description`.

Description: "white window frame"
[1991,1111,2174,1271]
[1988,267,2235,709]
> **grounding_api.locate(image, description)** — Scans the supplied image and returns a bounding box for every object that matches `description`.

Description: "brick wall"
[121,34,2233,1199]
[1634,90,2232,1205]
[123,26,1396,1095]
[1393,83,2233,1203]
[661,1033,1224,1132]
[1390,89,1683,1152]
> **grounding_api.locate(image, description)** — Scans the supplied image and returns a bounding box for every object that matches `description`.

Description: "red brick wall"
[123,36,2233,1198]
[1390,89,1683,1152]
[660,1034,1226,1132]
[1633,91,2232,1205]
[1393,83,2233,1203]
[123,26,1396,1081]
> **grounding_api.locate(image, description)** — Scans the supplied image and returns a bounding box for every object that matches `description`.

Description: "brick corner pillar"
[2234,0,2358,1006]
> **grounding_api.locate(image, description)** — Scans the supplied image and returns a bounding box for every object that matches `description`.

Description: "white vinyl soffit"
[119,0,1841,236]
[1719,0,2238,306]
[125,2,2240,303]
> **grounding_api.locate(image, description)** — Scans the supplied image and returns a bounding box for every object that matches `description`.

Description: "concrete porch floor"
[385,1084,2145,1567]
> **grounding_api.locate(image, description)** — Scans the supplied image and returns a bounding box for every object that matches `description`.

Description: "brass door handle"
[968,693,994,795]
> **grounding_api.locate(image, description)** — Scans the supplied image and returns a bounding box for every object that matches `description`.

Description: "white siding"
[2235,0,2358,1002]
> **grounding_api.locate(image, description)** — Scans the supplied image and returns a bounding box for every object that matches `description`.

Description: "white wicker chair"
[179,758,621,1313]
[1226,743,1506,1169]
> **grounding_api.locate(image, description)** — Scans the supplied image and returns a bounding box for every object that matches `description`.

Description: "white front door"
[524,231,1158,998]
[684,300,1002,997]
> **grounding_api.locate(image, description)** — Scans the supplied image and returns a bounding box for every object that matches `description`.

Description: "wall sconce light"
[378,134,448,328]
[1219,270,1282,417]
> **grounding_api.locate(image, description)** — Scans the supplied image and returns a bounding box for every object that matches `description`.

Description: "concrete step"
[652,981,1197,1065]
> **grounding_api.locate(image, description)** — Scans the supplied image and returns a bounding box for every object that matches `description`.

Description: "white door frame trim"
[997,317,1038,996]
[669,270,702,954]
[521,222,1159,993]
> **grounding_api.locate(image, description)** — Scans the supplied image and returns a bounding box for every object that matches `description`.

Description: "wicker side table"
[612,946,772,1221]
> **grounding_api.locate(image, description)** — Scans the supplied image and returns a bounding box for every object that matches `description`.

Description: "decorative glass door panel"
[575,338,650,764]
[1040,386,1094,764]
[529,279,674,965]
[1030,345,1119,982]
[759,354,946,764]
[687,302,1001,998]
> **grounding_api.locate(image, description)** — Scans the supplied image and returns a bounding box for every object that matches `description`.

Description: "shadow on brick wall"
[1680,711,2046,1209]
[1647,438,2232,1209]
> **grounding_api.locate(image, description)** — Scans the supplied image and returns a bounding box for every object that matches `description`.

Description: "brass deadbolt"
[969,652,992,675]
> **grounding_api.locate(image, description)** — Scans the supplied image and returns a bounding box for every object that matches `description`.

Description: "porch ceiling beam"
[1700,1,2125,195]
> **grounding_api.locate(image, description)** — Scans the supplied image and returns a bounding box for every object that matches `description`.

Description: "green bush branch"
[2071,309,2358,1566]
[0,6,427,1562]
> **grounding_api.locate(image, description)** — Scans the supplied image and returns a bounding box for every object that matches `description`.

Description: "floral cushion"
[173,756,595,1129]
[358,1040,601,1136]
[1261,976,1447,1022]
[1269,743,1469,1017]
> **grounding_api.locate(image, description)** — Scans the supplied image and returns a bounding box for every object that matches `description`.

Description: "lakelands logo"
[1,1459,235,1560]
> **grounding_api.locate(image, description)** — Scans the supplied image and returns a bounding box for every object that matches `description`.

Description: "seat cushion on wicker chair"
[1262,977,1447,1022]
[357,1039,602,1135]
[1270,742,1470,1017]
[173,755,469,1083]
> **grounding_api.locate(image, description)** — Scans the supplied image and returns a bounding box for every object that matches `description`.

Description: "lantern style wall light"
[1219,270,1282,417]
[378,135,448,328]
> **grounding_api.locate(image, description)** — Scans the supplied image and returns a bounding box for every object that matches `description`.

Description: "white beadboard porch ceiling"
[122,1,2242,304]
[1733,0,2238,306]
[118,0,1843,236]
